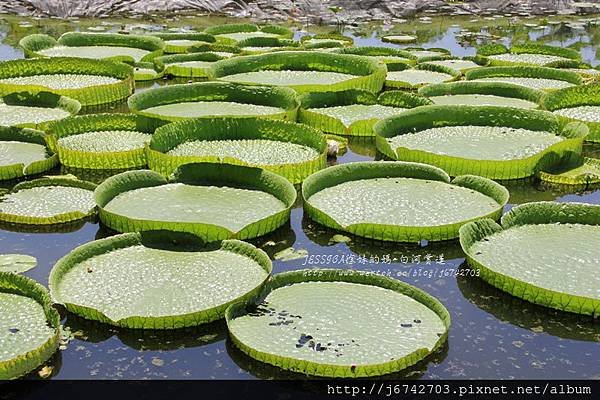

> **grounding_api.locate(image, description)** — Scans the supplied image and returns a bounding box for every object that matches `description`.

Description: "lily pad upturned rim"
[153,52,225,78]
[384,62,461,89]
[0,177,97,226]
[374,105,589,180]
[207,51,387,93]
[0,272,61,380]
[0,91,81,129]
[0,57,134,107]
[95,162,296,241]
[418,80,544,106]
[465,65,583,88]
[147,32,216,53]
[128,81,300,122]
[538,153,600,187]
[477,42,582,66]
[333,46,418,64]
[226,268,451,378]
[49,231,272,329]
[541,83,600,142]
[147,116,327,183]
[459,201,600,317]
[19,32,165,63]
[298,89,432,136]
[0,125,58,181]
[47,113,168,170]
[302,161,509,242]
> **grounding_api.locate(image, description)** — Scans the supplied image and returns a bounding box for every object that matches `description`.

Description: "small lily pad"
[0,254,37,274]
[274,247,308,261]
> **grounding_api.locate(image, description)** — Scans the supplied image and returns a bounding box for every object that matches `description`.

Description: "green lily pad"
[428,94,538,108]
[460,202,600,316]
[487,53,571,66]
[469,77,575,90]
[0,254,37,273]
[38,46,151,62]
[554,105,600,122]
[0,178,96,225]
[226,269,450,377]
[273,247,308,261]
[386,69,454,87]
[0,105,70,127]
[0,74,120,90]
[143,102,284,119]
[50,232,272,329]
[220,70,357,86]
[302,161,508,242]
[0,272,60,379]
[309,104,406,128]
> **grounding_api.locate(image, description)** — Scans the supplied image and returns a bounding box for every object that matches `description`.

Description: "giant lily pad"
[226,269,450,377]
[465,66,582,91]
[204,23,291,44]
[0,126,58,181]
[0,272,60,380]
[375,105,588,180]
[0,91,80,129]
[542,83,600,142]
[459,201,600,316]
[148,32,215,54]
[128,82,299,122]
[479,42,581,67]
[19,32,164,63]
[48,113,166,170]
[298,89,431,136]
[95,163,296,241]
[209,51,387,93]
[334,46,417,66]
[419,81,542,109]
[405,47,450,61]
[302,161,508,242]
[0,177,96,225]
[154,52,225,78]
[50,232,272,329]
[148,117,326,183]
[538,153,600,187]
[0,58,134,106]
[385,63,459,89]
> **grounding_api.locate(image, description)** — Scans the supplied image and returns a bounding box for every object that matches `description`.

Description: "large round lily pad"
[465,66,582,91]
[542,84,600,142]
[0,126,58,181]
[48,113,166,170]
[226,269,450,377]
[128,82,299,122]
[208,51,386,93]
[386,64,458,89]
[302,161,508,242]
[0,91,81,129]
[50,231,272,329]
[0,58,134,106]
[95,163,296,241]
[419,81,541,109]
[148,117,326,183]
[0,254,37,274]
[0,272,60,380]
[20,32,164,63]
[375,105,588,180]
[460,201,600,316]
[298,90,431,137]
[0,177,96,225]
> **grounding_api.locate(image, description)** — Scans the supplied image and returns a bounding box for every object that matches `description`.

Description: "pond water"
[1,14,600,380]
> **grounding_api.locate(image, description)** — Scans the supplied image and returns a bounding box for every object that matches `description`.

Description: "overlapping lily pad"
[239,37,299,54]
[422,58,484,73]
[298,89,431,136]
[0,58,134,106]
[375,105,588,180]
[385,63,459,89]
[0,126,58,181]
[542,83,600,142]
[154,52,225,78]
[128,82,299,122]
[465,66,582,91]
[226,269,450,377]
[459,201,600,316]
[20,32,165,63]
[405,47,450,61]
[334,46,417,66]
[48,113,166,170]
[50,231,272,329]
[205,23,291,43]
[419,81,542,109]
[148,117,326,182]
[95,163,296,241]
[0,91,81,129]
[478,42,581,67]
[148,32,215,54]
[302,161,508,242]
[0,272,60,380]
[209,51,387,93]
[301,34,353,49]
[538,153,600,187]
[0,177,96,225]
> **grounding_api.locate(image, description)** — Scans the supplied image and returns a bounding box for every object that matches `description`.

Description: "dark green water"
[1,14,599,380]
